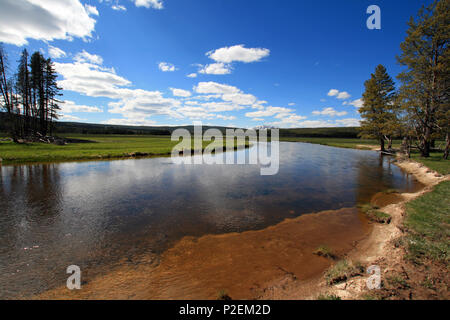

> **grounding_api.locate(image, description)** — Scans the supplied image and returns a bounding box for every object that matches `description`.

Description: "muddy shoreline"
[34,206,372,299]
[302,158,449,300]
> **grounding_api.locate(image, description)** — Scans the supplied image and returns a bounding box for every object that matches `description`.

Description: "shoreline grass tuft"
[358,203,392,224]
[325,260,364,285]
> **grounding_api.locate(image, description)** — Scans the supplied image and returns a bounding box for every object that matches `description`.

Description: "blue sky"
[0,0,433,128]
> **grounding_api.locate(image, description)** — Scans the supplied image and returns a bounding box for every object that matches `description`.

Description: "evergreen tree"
[44,58,61,136]
[16,49,31,135]
[30,51,46,134]
[359,65,398,152]
[397,0,449,157]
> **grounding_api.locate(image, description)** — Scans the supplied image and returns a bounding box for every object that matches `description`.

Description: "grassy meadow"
[404,181,450,264]
[279,137,390,149]
[0,134,248,164]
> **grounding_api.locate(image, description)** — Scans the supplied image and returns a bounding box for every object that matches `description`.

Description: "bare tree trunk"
[444,133,449,160]
[380,137,385,152]
[387,137,393,150]
[421,126,431,157]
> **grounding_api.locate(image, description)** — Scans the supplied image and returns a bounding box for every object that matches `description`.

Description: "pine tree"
[44,58,61,136]
[30,51,46,135]
[397,0,449,157]
[16,49,31,135]
[359,65,398,152]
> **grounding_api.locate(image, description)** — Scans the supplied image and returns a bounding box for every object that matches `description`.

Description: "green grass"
[404,181,450,264]
[317,293,341,300]
[358,203,392,224]
[0,134,249,164]
[313,245,337,260]
[410,152,450,175]
[325,260,364,285]
[280,137,402,150]
[386,274,410,289]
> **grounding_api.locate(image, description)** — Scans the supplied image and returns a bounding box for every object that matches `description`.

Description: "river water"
[0,142,422,298]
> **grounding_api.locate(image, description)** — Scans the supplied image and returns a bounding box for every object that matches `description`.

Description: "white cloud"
[187,73,197,78]
[335,118,361,127]
[102,117,157,126]
[337,91,351,100]
[175,106,214,120]
[216,115,236,121]
[245,106,294,118]
[221,93,257,106]
[194,82,240,95]
[327,89,339,97]
[85,4,99,16]
[55,62,131,98]
[158,62,176,72]
[273,114,307,123]
[198,63,232,75]
[348,98,363,108]
[170,88,191,97]
[328,89,351,100]
[200,101,244,112]
[74,50,103,65]
[312,107,348,117]
[60,100,103,113]
[288,103,296,106]
[112,5,127,11]
[133,0,164,9]
[0,0,97,46]
[59,114,83,122]
[207,45,270,63]
[55,58,181,122]
[294,120,334,128]
[48,46,66,59]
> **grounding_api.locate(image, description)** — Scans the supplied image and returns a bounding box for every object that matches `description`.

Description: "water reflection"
[0,142,422,298]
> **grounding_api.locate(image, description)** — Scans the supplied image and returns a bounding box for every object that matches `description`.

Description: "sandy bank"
[307,158,449,300]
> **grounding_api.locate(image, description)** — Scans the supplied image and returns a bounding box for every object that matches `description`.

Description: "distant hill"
[0,112,239,136]
[0,112,359,138]
[279,127,359,138]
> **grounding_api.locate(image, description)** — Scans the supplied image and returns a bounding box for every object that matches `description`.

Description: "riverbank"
[305,158,449,300]
[279,137,396,150]
[277,140,449,300]
[0,135,248,165]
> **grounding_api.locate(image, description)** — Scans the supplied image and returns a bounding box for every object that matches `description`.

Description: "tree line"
[0,46,61,142]
[359,0,449,159]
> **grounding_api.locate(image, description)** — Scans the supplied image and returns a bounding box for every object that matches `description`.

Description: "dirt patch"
[371,192,404,208]
[356,145,379,151]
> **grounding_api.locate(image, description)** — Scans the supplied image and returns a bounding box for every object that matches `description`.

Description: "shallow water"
[0,142,422,298]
